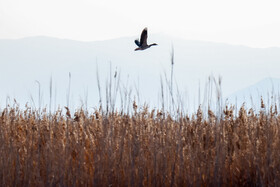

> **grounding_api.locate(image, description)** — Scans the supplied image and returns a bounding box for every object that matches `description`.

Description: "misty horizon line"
[0,34,279,49]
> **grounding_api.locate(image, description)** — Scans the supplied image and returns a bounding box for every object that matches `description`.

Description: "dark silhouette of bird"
[134,28,157,51]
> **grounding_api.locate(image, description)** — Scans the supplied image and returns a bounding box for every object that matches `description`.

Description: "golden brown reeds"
[0,102,280,186]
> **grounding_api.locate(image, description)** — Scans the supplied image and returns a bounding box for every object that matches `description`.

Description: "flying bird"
[134,28,157,51]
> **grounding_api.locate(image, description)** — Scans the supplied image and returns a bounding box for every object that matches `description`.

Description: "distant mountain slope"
[0,35,280,111]
[227,77,280,109]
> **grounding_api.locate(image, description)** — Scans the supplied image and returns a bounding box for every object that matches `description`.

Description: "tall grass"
[0,98,280,186]
[1,58,279,186]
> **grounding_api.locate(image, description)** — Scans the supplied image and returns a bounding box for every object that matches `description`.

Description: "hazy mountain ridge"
[227,77,280,110]
[0,35,280,111]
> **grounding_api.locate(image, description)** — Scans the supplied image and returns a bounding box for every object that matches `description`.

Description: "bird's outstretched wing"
[134,39,141,47]
[140,27,148,46]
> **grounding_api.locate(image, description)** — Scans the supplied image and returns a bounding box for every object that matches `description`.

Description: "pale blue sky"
[1,0,280,47]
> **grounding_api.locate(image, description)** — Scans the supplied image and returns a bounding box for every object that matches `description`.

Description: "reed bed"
[0,101,280,187]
